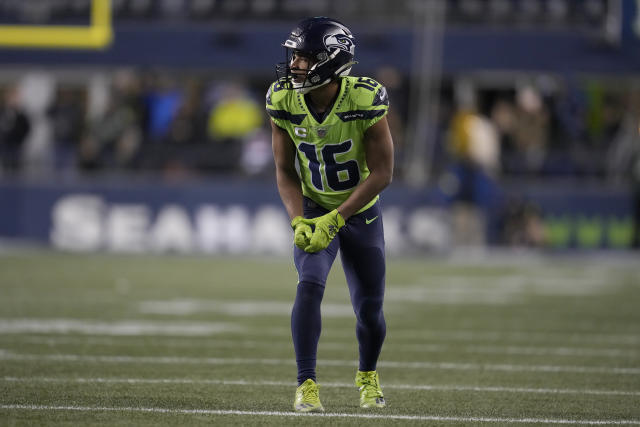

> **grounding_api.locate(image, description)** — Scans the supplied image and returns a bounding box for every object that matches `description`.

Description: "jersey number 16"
[298,140,360,192]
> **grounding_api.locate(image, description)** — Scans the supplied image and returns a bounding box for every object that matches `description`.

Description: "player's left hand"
[302,209,345,253]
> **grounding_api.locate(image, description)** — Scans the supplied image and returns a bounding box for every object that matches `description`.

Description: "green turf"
[0,251,639,426]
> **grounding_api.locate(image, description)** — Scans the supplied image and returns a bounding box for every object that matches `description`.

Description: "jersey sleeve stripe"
[372,89,389,107]
[266,108,306,125]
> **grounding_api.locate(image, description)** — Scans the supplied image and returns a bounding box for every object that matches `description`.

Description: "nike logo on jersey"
[365,216,378,225]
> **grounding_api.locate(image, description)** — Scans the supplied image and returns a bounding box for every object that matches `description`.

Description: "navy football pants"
[292,197,386,385]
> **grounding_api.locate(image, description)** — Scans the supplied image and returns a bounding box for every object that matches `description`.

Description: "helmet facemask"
[276,48,332,94]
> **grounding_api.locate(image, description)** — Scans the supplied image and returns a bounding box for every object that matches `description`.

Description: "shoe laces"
[301,383,319,402]
[358,373,383,397]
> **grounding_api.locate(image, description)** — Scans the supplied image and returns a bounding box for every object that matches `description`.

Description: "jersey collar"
[302,78,346,125]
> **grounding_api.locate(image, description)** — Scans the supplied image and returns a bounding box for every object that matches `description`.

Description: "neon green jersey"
[266,76,389,212]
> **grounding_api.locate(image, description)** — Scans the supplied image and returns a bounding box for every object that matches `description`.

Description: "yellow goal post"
[0,0,112,49]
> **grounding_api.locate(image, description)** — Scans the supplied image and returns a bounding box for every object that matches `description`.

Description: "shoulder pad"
[348,77,389,109]
[266,81,289,107]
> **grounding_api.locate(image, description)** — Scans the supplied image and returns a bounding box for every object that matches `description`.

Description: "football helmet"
[276,17,357,94]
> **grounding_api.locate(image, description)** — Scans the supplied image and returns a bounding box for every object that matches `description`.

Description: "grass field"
[0,250,639,426]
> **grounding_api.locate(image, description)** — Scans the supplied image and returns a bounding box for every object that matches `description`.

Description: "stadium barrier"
[0,179,633,253]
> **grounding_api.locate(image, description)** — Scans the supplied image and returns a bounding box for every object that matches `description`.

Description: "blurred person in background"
[607,88,640,248]
[445,80,501,246]
[155,79,207,178]
[267,17,393,412]
[47,86,85,175]
[498,198,546,247]
[204,81,263,173]
[511,85,550,174]
[490,96,517,172]
[79,70,144,171]
[0,85,31,174]
[143,71,181,144]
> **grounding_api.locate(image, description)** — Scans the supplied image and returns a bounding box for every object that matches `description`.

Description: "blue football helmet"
[276,17,357,94]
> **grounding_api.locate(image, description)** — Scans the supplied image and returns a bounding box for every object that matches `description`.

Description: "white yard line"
[0,319,243,336]
[260,327,640,346]
[3,376,639,397]
[1,317,638,346]
[380,330,640,346]
[0,404,638,425]
[1,318,639,346]
[1,351,638,375]
[9,335,639,358]
[464,345,639,358]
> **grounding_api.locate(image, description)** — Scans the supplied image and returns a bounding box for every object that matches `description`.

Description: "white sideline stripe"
[1,352,639,375]
[1,404,639,425]
[3,376,639,397]
[11,335,640,358]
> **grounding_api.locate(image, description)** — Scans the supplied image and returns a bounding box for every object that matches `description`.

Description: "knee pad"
[355,296,384,327]
[296,280,325,304]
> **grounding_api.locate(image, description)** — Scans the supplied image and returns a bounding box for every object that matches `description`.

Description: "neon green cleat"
[294,379,324,412]
[355,370,386,408]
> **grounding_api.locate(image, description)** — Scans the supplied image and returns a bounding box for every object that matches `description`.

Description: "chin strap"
[294,79,332,94]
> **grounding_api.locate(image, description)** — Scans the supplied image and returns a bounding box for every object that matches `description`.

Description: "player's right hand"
[291,216,313,250]
[301,209,345,253]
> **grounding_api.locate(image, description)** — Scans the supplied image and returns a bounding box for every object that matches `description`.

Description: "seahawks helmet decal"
[323,33,355,54]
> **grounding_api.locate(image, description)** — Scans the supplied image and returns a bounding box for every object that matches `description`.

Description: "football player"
[266,17,394,412]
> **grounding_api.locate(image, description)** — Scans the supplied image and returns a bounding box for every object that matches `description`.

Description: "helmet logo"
[323,33,354,54]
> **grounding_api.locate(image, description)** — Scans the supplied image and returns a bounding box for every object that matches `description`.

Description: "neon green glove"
[303,209,345,253]
[291,216,313,250]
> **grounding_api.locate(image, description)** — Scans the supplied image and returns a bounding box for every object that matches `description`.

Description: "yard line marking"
[0,319,243,336]
[9,335,639,358]
[1,352,639,375]
[263,326,640,346]
[464,345,640,358]
[365,330,640,346]
[2,318,638,346]
[1,404,639,424]
[3,376,639,397]
[139,299,353,318]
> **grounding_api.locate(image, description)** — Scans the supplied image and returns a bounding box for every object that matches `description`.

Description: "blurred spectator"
[79,71,144,171]
[206,81,262,140]
[446,82,501,196]
[498,198,546,247]
[0,85,30,174]
[153,79,208,178]
[143,71,182,142]
[490,97,516,150]
[510,85,550,174]
[47,87,85,173]
[607,88,640,248]
[444,80,501,245]
[201,81,263,173]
